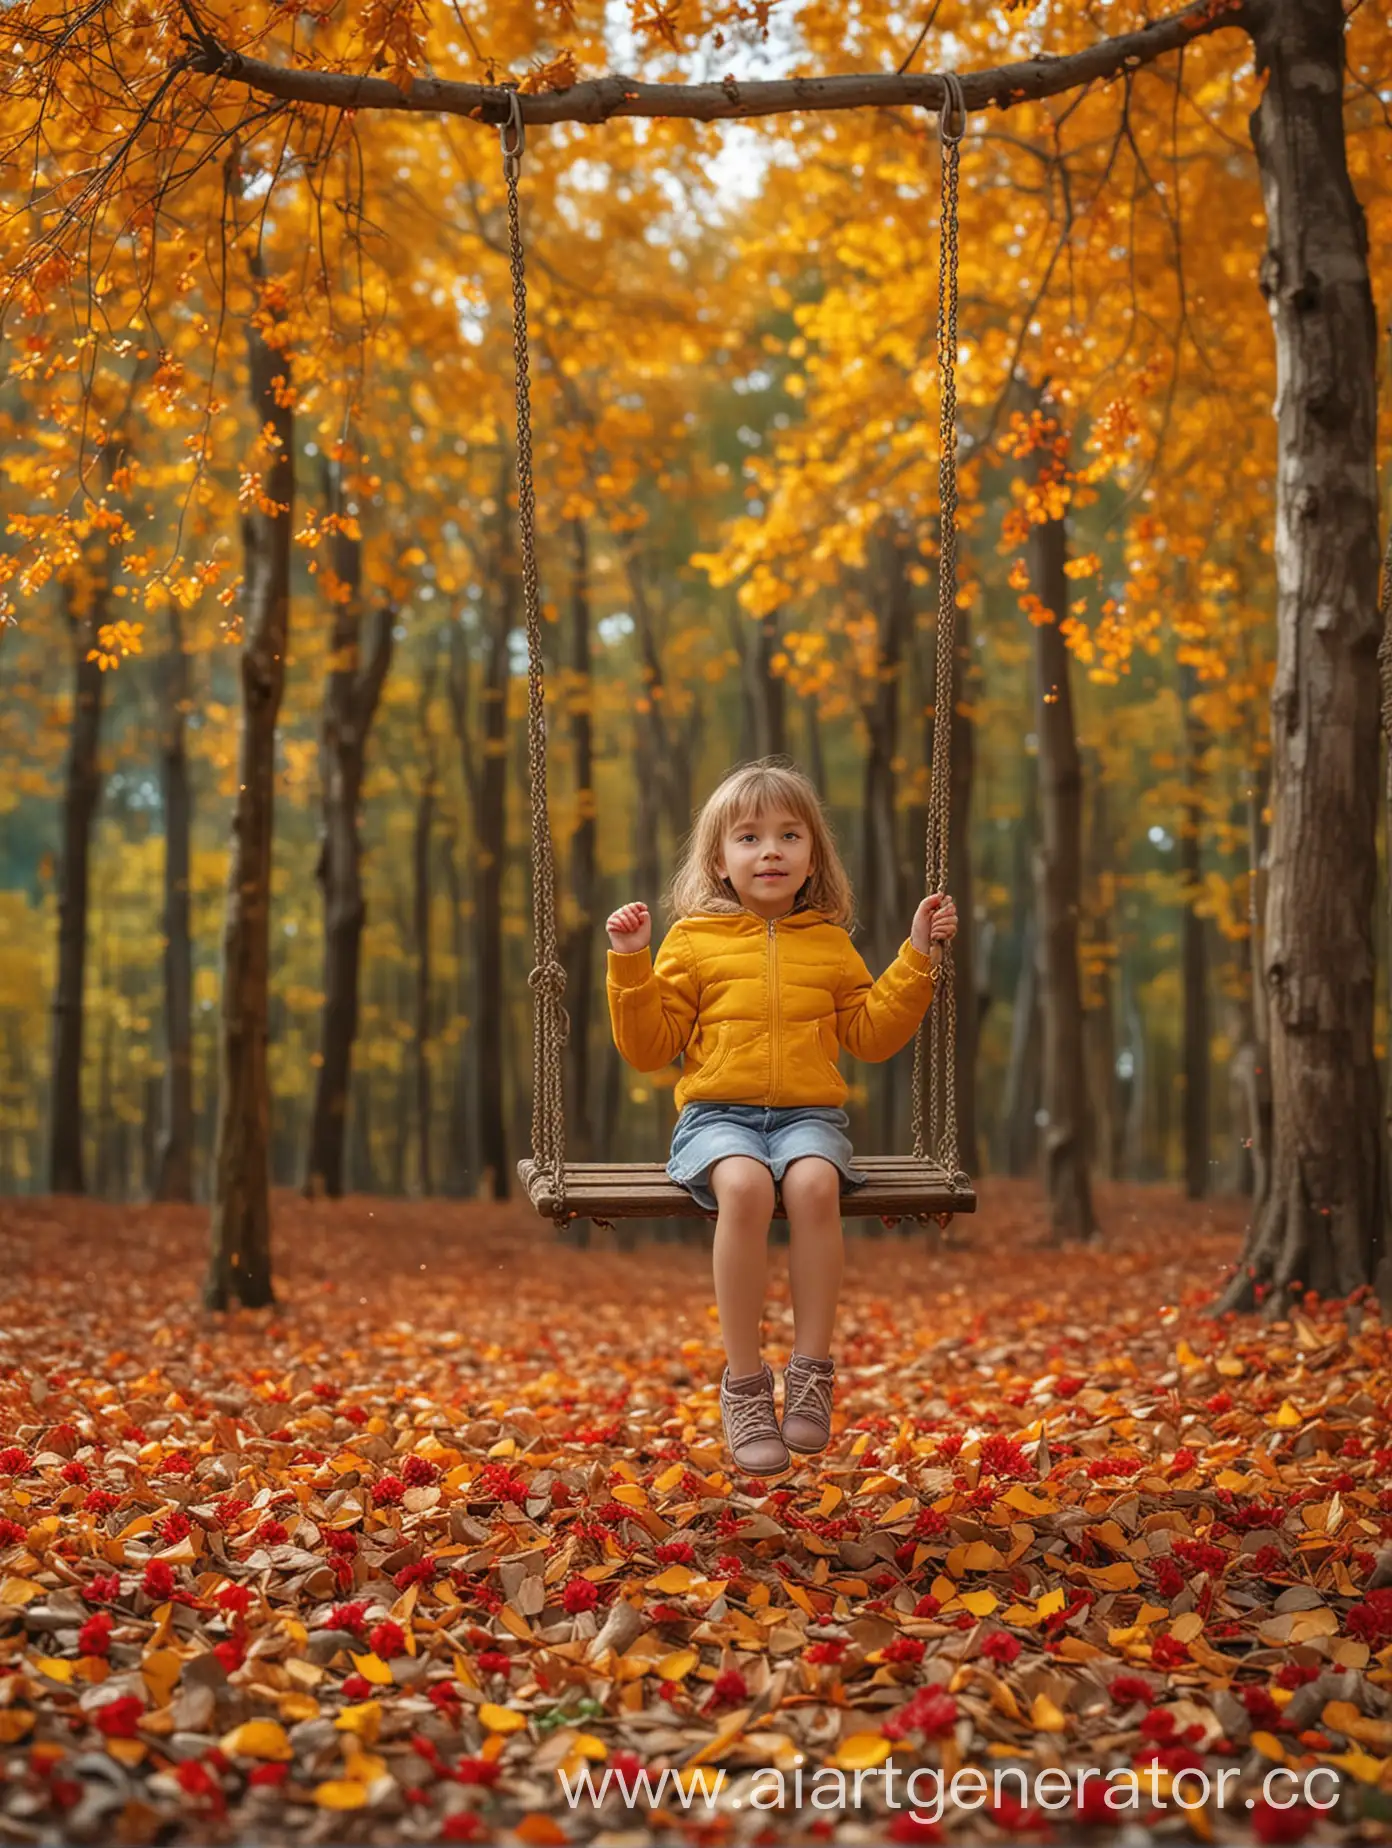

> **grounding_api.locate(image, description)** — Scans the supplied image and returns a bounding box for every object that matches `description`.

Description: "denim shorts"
[666,1102,868,1213]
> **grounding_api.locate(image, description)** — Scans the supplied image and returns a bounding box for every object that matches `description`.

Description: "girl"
[605,759,957,1477]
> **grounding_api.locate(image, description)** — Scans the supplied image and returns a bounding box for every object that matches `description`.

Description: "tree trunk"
[1023,395,1097,1242]
[1179,667,1210,1200]
[1001,918,1042,1175]
[304,460,394,1198]
[564,521,598,1159]
[412,666,437,1197]
[475,572,511,1199]
[206,285,294,1310]
[1083,760,1121,1180]
[47,582,107,1194]
[946,624,978,1176]
[1223,0,1385,1312]
[153,598,195,1202]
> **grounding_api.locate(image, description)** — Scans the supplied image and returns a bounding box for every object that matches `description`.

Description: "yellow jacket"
[606,908,936,1111]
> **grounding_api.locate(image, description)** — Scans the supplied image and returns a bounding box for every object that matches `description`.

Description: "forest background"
[1,0,1391,1301]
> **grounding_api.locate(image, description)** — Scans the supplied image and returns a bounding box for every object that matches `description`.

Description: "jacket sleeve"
[835,935,936,1063]
[606,926,700,1072]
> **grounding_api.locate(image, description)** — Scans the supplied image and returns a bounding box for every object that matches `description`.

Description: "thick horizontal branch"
[187,0,1247,130]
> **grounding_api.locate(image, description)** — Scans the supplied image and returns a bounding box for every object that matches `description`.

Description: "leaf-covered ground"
[0,1185,1389,1845]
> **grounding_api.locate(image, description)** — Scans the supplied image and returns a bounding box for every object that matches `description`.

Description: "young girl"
[605,759,957,1477]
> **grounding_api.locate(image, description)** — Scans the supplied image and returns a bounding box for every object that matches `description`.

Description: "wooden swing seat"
[518,1157,976,1223]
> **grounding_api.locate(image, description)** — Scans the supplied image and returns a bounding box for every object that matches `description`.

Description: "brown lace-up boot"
[781,1351,836,1454]
[719,1361,790,1476]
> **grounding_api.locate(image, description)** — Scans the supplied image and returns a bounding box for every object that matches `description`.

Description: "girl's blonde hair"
[665,757,855,926]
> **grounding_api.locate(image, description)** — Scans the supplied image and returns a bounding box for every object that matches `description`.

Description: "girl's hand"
[911,893,958,961]
[606,901,652,953]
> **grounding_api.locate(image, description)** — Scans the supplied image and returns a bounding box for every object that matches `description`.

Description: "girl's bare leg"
[709,1156,776,1378]
[780,1157,845,1360]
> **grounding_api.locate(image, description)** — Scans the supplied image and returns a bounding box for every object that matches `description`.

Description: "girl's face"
[716,809,814,918]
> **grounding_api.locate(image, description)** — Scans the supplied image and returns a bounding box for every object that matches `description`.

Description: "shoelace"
[723,1374,781,1446]
[784,1359,834,1427]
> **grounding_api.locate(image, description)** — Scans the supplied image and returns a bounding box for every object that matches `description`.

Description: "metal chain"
[500,90,569,1216]
[910,73,969,1188]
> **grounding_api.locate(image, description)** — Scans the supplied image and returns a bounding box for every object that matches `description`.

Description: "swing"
[498,81,977,1228]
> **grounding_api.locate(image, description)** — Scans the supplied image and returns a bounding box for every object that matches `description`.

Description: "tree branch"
[184,0,1247,128]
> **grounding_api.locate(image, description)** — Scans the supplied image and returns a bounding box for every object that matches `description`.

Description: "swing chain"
[501,86,570,1218]
[910,71,969,1190]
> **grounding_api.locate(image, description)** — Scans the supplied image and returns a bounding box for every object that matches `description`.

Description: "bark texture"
[1180,668,1210,1200]
[205,293,294,1309]
[47,579,107,1195]
[563,521,598,1159]
[304,463,394,1198]
[1023,400,1097,1242]
[153,599,194,1202]
[1223,0,1385,1311]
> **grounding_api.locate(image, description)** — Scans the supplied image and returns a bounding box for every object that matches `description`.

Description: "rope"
[500,91,569,1216]
[910,72,969,1188]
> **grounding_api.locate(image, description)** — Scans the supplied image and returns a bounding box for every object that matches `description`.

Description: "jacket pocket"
[687,1022,733,1093]
[781,1018,842,1094]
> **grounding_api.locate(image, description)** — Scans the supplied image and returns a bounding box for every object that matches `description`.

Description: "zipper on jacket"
[766,916,779,1102]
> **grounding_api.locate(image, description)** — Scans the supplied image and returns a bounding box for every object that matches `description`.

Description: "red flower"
[804,1640,848,1666]
[142,1560,177,1601]
[248,1763,289,1788]
[1139,1708,1176,1742]
[94,1695,145,1739]
[214,1635,246,1673]
[706,1668,748,1709]
[715,1554,742,1577]
[1250,1802,1315,1844]
[914,1506,950,1539]
[887,1818,942,1843]
[1110,1676,1152,1706]
[1168,1448,1197,1475]
[60,1460,90,1486]
[562,1578,598,1614]
[979,1435,1032,1480]
[441,1812,486,1841]
[1205,1391,1232,1414]
[896,1689,957,1738]
[1053,1375,1085,1397]
[255,1519,289,1545]
[325,1529,359,1556]
[340,1674,372,1699]
[328,1601,369,1634]
[609,1749,644,1793]
[86,1572,121,1603]
[1149,1635,1192,1670]
[159,1511,193,1545]
[0,1518,27,1548]
[371,1474,406,1507]
[1242,1684,1284,1727]
[401,1455,439,1487]
[217,1584,254,1615]
[394,1559,434,1589]
[1074,1784,1114,1826]
[1172,1538,1228,1578]
[369,1620,406,1659]
[78,1611,113,1656]
[82,1490,119,1518]
[654,1540,696,1565]
[0,1447,30,1475]
[214,1497,250,1528]
[883,1636,925,1666]
[990,1797,1047,1835]
[935,1435,963,1460]
[452,1757,502,1787]
[175,1759,225,1812]
[158,1451,193,1476]
[1275,1662,1318,1690]
[912,1594,942,1619]
[981,1632,1021,1666]
[475,1651,511,1676]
